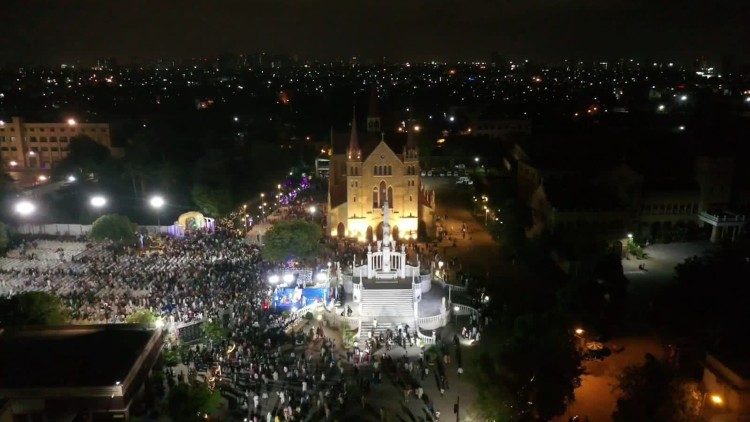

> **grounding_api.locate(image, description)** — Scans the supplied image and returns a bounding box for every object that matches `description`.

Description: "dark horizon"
[1,0,748,66]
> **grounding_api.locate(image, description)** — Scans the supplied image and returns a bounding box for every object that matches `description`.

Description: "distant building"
[0,324,164,421]
[471,118,531,139]
[702,352,750,420]
[327,88,435,241]
[0,117,113,170]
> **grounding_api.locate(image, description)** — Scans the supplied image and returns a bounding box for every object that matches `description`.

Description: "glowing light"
[474,156,480,163]
[413,125,421,132]
[9,160,18,167]
[316,272,328,282]
[268,275,280,284]
[67,118,77,126]
[90,195,107,208]
[282,273,294,283]
[678,94,688,102]
[448,116,455,122]
[149,195,165,209]
[575,328,584,335]
[657,104,665,111]
[67,175,77,182]
[308,205,317,214]
[15,200,36,216]
[453,305,460,312]
[37,175,48,182]
[154,318,165,329]
[710,394,723,405]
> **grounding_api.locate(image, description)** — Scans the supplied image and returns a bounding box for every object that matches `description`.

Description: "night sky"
[1,0,748,64]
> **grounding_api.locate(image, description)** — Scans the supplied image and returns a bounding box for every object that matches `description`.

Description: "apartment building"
[0,117,112,170]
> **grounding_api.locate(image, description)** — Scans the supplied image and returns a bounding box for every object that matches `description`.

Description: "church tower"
[366,85,381,133]
[346,110,363,220]
[403,123,421,228]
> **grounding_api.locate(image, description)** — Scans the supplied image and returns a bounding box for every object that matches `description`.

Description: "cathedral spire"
[366,85,381,133]
[348,107,360,160]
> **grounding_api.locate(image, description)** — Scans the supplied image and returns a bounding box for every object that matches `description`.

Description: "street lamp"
[308,205,316,214]
[67,175,77,182]
[14,200,36,216]
[149,195,165,228]
[710,394,723,405]
[453,305,460,324]
[474,156,480,163]
[575,328,584,335]
[67,118,77,126]
[90,195,107,208]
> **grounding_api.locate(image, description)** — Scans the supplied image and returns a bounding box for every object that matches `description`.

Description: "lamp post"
[14,200,36,217]
[453,305,460,324]
[90,195,107,218]
[149,195,165,232]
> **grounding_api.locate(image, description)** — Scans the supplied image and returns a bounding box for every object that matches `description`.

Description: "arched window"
[387,186,393,206]
[388,166,392,175]
[373,166,378,175]
[372,187,378,208]
[379,181,387,206]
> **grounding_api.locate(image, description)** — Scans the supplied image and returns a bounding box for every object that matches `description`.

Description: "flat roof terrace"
[0,325,154,390]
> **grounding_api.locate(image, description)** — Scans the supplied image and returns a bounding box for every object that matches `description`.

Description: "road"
[557,241,712,421]
[422,177,502,278]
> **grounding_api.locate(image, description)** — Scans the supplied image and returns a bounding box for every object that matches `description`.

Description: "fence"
[175,320,204,342]
[14,223,171,237]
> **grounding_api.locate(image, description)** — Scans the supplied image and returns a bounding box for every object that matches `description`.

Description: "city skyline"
[1,0,748,65]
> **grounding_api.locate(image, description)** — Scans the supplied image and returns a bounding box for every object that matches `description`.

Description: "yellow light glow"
[575,328,584,335]
[710,394,723,405]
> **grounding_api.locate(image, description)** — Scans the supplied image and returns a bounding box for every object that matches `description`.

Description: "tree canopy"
[89,214,137,243]
[191,184,233,217]
[125,308,158,325]
[166,382,221,422]
[0,221,9,254]
[0,292,70,326]
[262,219,322,262]
[613,354,700,421]
[471,312,582,420]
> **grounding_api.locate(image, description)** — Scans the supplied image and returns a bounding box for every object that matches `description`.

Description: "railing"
[417,310,449,330]
[417,329,436,345]
[452,303,478,316]
[699,211,747,225]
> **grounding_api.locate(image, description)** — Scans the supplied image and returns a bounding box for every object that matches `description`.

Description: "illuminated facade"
[0,117,113,170]
[327,94,434,241]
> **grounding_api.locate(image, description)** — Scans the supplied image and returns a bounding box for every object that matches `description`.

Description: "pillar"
[710,225,719,243]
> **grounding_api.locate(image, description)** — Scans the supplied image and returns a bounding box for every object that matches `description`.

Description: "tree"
[0,292,69,326]
[0,221,9,254]
[262,219,322,262]
[191,184,233,217]
[613,354,700,421]
[89,214,137,243]
[166,383,221,422]
[471,312,582,420]
[125,308,158,325]
[52,135,113,178]
[202,318,228,342]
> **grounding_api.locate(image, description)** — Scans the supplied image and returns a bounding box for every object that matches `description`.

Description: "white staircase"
[360,288,413,317]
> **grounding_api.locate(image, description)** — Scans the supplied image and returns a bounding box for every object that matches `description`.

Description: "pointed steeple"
[406,126,418,149]
[347,108,360,160]
[405,121,419,159]
[366,85,381,133]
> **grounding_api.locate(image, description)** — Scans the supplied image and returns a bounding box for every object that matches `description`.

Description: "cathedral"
[327,90,435,242]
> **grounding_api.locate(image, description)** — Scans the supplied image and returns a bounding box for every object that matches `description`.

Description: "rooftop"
[0,325,155,389]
